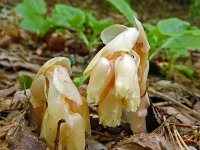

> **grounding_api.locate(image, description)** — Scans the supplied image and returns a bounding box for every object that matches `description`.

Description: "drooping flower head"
[84,18,150,133]
[30,57,90,150]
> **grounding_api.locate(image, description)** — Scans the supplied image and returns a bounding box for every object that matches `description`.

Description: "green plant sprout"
[108,0,200,79]
[107,0,137,24]
[144,18,200,78]
[19,74,33,90]
[14,0,112,50]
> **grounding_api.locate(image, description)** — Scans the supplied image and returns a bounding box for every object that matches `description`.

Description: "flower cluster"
[84,17,150,133]
[30,17,150,150]
[30,57,90,150]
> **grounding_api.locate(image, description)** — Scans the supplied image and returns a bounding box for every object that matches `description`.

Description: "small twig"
[195,127,199,143]
[181,97,193,107]
[173,128,184,150]
[54,119,66,150]
[148,88,200,120]
[9,111,26,138]
[163,116,176,149]
[152,121,165,133]
[173,124,199,129]
[181,86,200,99]
[154,101,173,107]
[173,125,190,150]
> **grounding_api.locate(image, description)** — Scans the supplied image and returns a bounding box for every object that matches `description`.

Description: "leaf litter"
[0,4,200,150]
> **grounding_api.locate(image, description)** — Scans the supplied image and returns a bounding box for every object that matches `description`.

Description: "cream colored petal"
[84,27,139,75]
[134,17,150,96]
[31,57,74,108]
[134,17,150,53]
[123,74,140,112]
[46,71,67,116]
[122,93,150,133]
[35,57,72,78]
[41,76,85,150]
[80,97,91,134]
[124,51,141,112]
[61,113,86,150]
[115,54,140,112]
[99,88,122,127]
[131,51,140,68]
[30,75,46,108]
[101,24,128,44]
[40,109,58,150]
[53,66,82,105]
[102,27,139,57]
[139,61,149,95]
[83,49,103,75]
[87,57,113,104]
[115,54,134,99]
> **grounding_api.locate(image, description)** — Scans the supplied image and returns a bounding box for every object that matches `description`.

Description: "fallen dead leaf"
[11,90,30,110]
[86,137,108,150]
[0,139,9,150]
[6,126,47,150]
[0,97,12,112]
[193,101,200,113]
[0,84,18,98]
[162,106,199,125]
[112,133,173,150]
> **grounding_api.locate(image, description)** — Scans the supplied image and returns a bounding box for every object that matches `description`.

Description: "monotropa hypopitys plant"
[30,57,90,150]
[84,17,150,133]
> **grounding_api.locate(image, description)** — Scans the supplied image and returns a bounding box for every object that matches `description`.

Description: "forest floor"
[0,1,200,150]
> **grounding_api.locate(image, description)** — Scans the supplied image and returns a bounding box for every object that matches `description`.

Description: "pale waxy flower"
[84,18,150,132]
[123,17,151,133]
[30,57,90,150]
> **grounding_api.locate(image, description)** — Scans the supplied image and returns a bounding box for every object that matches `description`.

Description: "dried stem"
[148,88,200,120]
[54,119,66,150]
[163,116,176,149]
[173,125,190,150]
[173,128,184,150]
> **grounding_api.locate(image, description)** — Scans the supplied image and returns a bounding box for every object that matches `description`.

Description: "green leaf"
[23,0,46,15]
[19,75,33,90]
[186,29,200,36]
[148,28,168,48]
[73,75,88,87]
[107,0,137,24]
[15,3,36,18]
[19,16,51,35]
[51,4,85,30]
[170,48,190,58]
[14,0,50,35]
[158,18,190,36]
[86,12,112,35]
[15,0,46,16]
[174,64,194,79]
[163,34,200,50]
[143,23,156,31]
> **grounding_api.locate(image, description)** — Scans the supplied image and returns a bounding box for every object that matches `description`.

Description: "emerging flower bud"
[30,57,90,150]
[84,18,150,133]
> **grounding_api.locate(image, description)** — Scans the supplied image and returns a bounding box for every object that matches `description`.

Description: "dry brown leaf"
[0,84,18,98]
[193,101,200,113]
[11,90,30,109]
[86,138,108,150]
[112,133,173,150]
[0,97,12,111]
[162,107,199,125]
[6,126,47,150]
[0,139,9,150]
